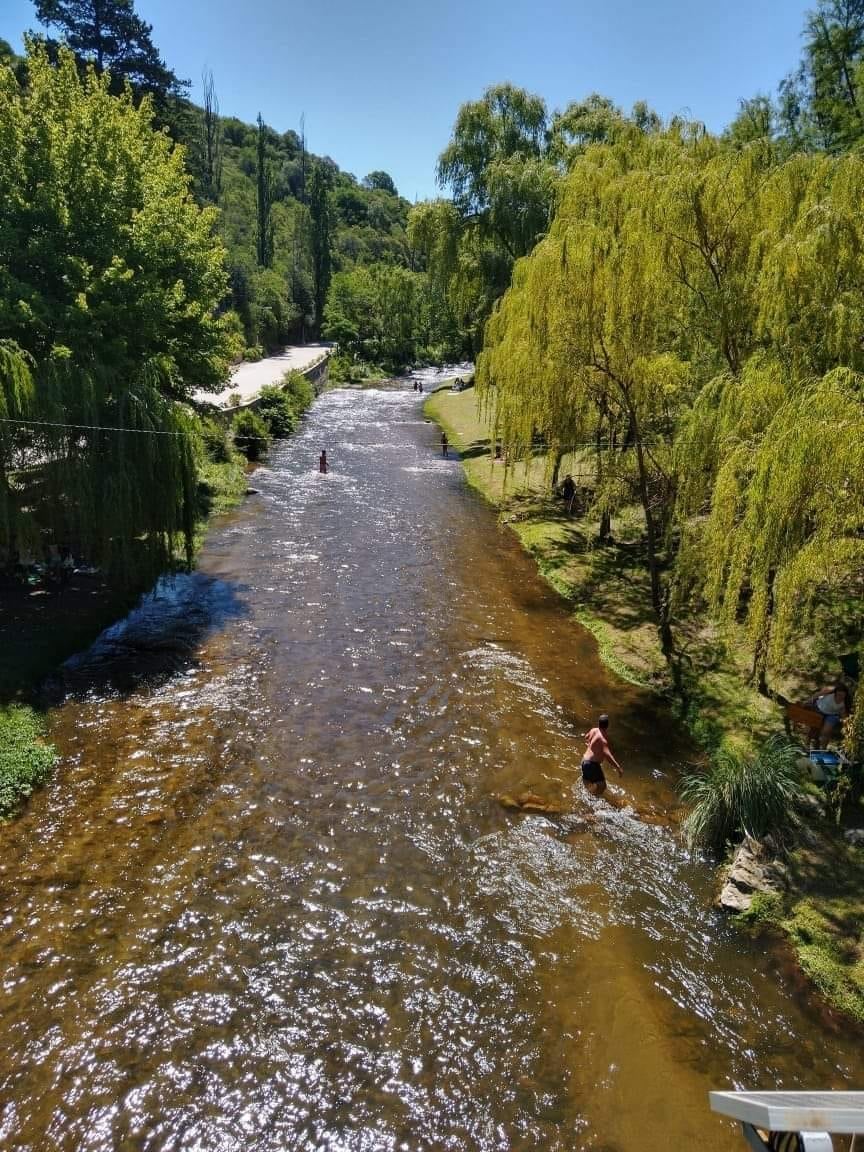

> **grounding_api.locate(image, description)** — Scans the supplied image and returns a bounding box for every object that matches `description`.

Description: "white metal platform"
[710,1093,864,1134]
[711,1092,864,1151]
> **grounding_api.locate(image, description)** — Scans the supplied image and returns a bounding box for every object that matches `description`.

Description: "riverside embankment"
[0,381,860,1152]
[424,383,864,1026]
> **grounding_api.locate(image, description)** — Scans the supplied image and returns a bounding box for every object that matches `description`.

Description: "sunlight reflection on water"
[0,381,860,1152]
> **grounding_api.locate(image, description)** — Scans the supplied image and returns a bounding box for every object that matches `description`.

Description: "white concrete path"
[194,344,332,408]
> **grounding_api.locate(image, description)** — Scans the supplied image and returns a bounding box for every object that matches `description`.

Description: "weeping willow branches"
[477,127,864,690]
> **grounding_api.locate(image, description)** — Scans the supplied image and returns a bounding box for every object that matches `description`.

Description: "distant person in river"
[319,450,328,474]
[441,432,448,458]
[418,382,423,393]
[581,714,623,797]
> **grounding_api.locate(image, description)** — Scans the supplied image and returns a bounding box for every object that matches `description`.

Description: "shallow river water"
[0,383,860,1152]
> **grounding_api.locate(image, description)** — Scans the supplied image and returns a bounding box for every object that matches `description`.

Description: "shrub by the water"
[283,370,315,415]
[199,416,233,464]
[328,353,370,384]
[0,707,56,818]
[680,735,803,851]
[256,385,298,438]
[232,409,271,461]
[243,345,265,362]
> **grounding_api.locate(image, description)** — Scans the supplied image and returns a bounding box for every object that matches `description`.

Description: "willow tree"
[675,148,864,686]
[409,198,501,354]
[0,45,231,580]
[0,343,35,564]
[430,84,558,347]
[479,130,695,657]
[652,135,788,384]
[692,369,864,685]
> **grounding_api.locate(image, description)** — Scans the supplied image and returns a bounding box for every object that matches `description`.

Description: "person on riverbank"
[812,683,850,747]
[319,450,328,474]
[560,474,576,515]
[581,714,623,797]
[441,432,448,458]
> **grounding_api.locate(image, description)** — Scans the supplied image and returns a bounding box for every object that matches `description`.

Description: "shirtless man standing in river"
[581,713,623,797]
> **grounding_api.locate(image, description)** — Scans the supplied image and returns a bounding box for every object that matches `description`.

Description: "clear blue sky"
[2,0,808,200]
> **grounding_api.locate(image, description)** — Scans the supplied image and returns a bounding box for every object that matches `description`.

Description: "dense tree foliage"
[180,104,419,350]
[308,162,334,335]
[477,123,864,696]
[34,0,186,98]
[415,86,662,352]
[0,44,231,580]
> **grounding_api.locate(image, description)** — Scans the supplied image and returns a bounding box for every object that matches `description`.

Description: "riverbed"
[0,383,859,1151]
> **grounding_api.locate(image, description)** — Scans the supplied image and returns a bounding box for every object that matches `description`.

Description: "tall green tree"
[199,68,223,201]
[308,161,333,336]
[479,129,693,659]
[724,95,777,146]
[363,170,398,195]
[478,126,864,687]
[779,0,864,150]
[431,85,556,347]
[34,0,186,98]
[255,112,274,268]
[0,44,231,580]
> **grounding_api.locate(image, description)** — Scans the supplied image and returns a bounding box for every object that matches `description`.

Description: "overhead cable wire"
[0,416,266,442]
[0,416,191,436]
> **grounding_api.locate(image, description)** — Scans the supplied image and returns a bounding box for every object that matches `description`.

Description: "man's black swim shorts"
[581,759,605,784]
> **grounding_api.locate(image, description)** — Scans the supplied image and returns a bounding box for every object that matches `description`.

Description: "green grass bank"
[425,384,864,1024]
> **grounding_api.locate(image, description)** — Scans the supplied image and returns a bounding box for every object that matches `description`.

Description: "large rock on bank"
[718,836,788,913]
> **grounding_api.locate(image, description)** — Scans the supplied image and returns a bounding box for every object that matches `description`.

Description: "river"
[0,383,860,1152]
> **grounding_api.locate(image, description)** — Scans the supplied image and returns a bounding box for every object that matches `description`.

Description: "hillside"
[178,100,415,353]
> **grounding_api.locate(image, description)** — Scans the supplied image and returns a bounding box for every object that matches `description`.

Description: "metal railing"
[711,1091,864,1151]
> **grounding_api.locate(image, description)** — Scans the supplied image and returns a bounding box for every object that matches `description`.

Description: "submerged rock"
[718,836,788,913]
[498,791,568,815]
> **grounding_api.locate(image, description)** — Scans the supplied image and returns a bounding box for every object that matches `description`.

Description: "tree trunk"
[550,448,564,491]
[751,568,776,696]
[633,427,675,664]
[594,424,611,543]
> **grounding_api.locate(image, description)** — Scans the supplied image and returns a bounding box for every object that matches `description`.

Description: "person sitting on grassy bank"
[811,683,850,748]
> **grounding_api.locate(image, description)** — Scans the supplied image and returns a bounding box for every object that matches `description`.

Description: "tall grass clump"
[680,735,803,851]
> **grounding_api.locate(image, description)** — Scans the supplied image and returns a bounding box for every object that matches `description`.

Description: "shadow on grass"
[457,438,491,461]
[506,493,659,640]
